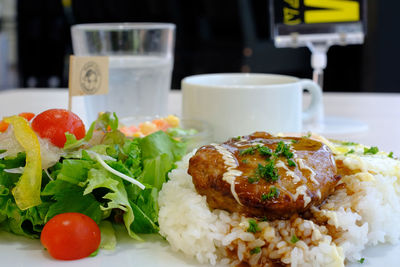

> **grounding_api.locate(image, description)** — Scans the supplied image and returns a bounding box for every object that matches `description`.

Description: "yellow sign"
[284,7,301,25]
[304,0,360,23]
[69,55,109,96]
[282,0,361,25]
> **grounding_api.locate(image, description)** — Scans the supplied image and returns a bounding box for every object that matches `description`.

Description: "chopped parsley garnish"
[246,141,298,184]
[302,132,312,138]
[247,219,260,233]
[388,152,394,158]
[274,141,286,155]
[250,247,261,254]
[240,144,273,158]
[234,136,242,141]
[345,149,355,156]
[290,234,299,243]
[288,159,296,167]
[257,146,272,157]
[275,141,293,159]
[285,150,294,159]
[248,176,260,184]
[275,141,295,171]
[291,139,299,144]
[256,162,279,182]
[358,258,365,264]
[261,216,268,222]
[364,146,379,155]
[269,186,280,198]
[261,186,280,201]
[239,147,257,156]
[241,159,248,164]
[342,141,358,146]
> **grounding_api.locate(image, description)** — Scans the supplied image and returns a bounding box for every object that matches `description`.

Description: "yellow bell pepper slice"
[4,116,42,210]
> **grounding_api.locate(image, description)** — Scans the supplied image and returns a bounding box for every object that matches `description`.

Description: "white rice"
[158,145,400,266]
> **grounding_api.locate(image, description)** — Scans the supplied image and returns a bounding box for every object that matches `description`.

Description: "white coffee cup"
[182,73,322,142]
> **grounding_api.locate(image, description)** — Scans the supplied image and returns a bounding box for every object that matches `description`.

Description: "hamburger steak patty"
[188,132,341,219]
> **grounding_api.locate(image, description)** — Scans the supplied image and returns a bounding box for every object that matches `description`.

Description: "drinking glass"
[71,23,175,123]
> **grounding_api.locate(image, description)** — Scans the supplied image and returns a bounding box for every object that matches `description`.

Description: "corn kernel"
[133,132,143,137]
[165,115,180,127]
[140,122,158,135]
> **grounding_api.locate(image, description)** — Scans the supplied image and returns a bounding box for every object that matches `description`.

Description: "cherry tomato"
[31,109,85,148]
[18,112,35,121]
[0,120,8,132]
[0,112,36,133]
[40,212,101,260]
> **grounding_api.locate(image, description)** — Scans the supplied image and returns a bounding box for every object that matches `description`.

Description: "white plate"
[0,229,204,267]
[0,90,398,266]
[0,227,399,267]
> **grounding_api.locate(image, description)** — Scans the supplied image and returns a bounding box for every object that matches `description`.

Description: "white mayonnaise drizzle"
[211,143,243,205]
[296,158,319,185]
[330,155,337,169]
[235,140,264,147]
[275,160,301,183]
[234,140,250,147]
[321,143,337,170]
[293,185,311,207]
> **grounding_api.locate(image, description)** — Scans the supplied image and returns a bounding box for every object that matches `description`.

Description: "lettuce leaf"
[139,153,172,191]
[121,139,142,177]
[139,130,186,162]
[99,220,116,250]
[130,199,159,234]
[42,179,102,224]
[56,159,94,185]
[138,131,186,191]
[0,156,48,238]
[130,187,159,231]
[0,200,48,238]
[63,117,96,150]
[95,112,119,132]
[83,167,141,240]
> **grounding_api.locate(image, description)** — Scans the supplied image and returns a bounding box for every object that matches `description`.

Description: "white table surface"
[0,89,399,154]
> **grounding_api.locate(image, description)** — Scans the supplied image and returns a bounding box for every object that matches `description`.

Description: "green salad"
[0,110,186,252]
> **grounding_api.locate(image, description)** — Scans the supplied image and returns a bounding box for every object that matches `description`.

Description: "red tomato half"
[31,109,85,148]
[0,120,8,132]
[18,112,35,121]
[40,213,101,260]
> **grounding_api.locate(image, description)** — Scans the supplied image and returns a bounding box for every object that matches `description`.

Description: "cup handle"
[300,79,323,122]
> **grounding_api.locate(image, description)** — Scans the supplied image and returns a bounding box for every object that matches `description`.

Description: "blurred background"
[0,0,398,92]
